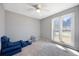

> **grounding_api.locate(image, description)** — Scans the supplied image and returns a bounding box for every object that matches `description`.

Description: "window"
[52,13,74,46]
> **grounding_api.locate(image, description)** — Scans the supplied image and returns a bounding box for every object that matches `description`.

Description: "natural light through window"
[52,13,74,46]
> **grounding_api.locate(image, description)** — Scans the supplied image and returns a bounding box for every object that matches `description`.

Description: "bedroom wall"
[40,17,51,42]
[0,4,5,38]
[0,4,5,50]
[5,10,40,42]
[40,5,79,50]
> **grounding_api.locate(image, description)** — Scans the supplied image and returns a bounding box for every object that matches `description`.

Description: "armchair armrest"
[8,41,21,48]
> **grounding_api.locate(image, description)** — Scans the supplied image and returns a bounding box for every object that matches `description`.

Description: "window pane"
[52,13,74,46]
[62,16,72,45]
[53,18,60,42]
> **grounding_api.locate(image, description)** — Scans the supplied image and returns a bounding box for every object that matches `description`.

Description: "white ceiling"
[3,3,79,20]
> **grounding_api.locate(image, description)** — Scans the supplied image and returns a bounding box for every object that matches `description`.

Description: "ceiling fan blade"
[27,3,37,9]
[40,8,50,11]
[26,3,50,12]
[26,8,35,11]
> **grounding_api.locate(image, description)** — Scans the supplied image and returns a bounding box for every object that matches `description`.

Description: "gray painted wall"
[0,4,5,50]
[5,11,40,42]
[0,4,5,37]
[40,17,51,42]
[40,5,79,50]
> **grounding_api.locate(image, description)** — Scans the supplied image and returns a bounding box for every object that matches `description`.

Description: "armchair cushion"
[8,41,21,48]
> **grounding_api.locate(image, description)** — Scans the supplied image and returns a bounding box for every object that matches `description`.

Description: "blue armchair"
[0,36,32,56]
[1,36,22,56]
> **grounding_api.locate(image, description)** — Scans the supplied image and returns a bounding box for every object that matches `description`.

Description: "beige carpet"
[14,41,78,56]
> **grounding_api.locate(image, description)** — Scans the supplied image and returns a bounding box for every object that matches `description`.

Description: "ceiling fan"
[27,4,49,13]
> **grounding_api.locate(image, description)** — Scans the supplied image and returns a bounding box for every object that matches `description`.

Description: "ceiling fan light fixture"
[36,9,40,13]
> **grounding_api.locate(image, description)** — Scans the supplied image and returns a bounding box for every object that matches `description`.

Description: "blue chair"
[1,36,22,56]
[0,36,32,56]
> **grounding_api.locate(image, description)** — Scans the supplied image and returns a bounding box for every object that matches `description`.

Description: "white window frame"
[51,12,75,46]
